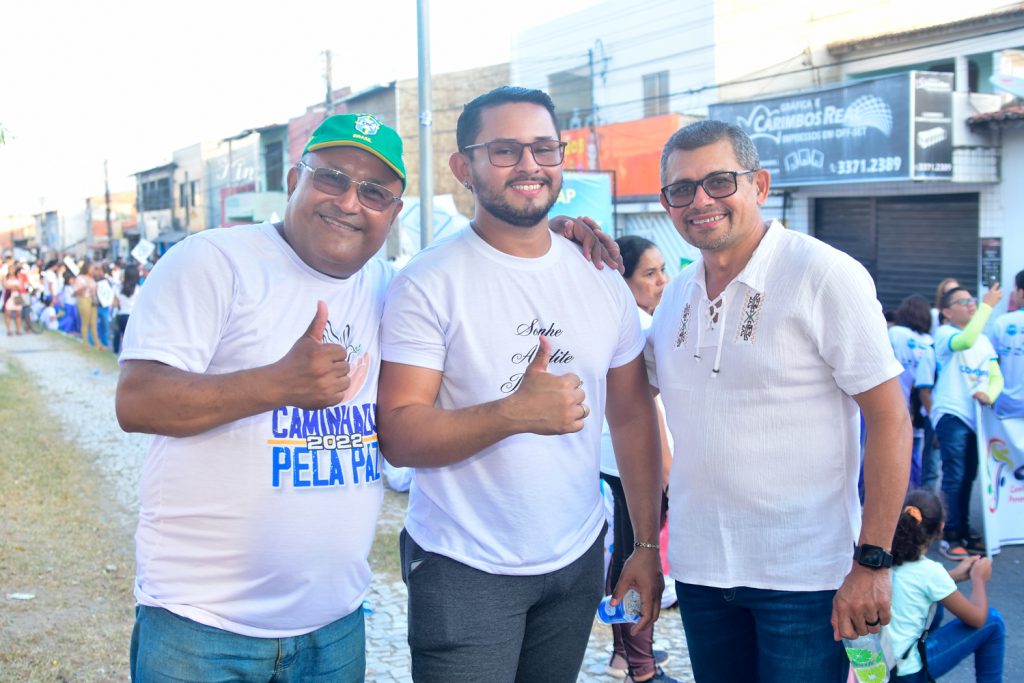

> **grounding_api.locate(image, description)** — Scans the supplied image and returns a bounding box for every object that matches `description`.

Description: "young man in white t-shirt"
[927,284,1003,559]
[647,121,910,683]
[377,87,665,683]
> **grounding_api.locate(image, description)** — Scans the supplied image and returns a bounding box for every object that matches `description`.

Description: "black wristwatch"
[854,544,893,569]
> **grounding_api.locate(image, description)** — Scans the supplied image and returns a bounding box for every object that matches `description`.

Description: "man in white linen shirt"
[646,120,911,683]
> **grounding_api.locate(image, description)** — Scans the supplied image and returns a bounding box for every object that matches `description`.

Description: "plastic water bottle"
[596,589,642,624]
[843,630,894,683]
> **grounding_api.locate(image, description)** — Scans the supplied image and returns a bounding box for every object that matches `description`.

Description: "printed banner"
[709,71,953,186]
[976,406,1024,553]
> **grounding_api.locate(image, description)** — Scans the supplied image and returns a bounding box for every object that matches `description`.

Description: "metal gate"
[814,194,979,310]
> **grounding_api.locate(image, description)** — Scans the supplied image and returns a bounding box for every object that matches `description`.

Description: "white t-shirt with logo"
[889,326,934,430]
[120,222,389,638]
[646,222,902,591]
[932,324,998,432]
[380,228,644,575]
[989,310,1024,417]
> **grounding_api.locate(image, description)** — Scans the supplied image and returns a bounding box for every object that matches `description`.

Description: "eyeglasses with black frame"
[461,140,568,167]
[660,170,757,208]
[296,160,400,212]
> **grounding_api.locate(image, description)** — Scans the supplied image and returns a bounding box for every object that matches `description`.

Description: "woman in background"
[600,235,678,683]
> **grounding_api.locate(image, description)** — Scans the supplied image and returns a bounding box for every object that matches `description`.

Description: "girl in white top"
[889,488,1004,682]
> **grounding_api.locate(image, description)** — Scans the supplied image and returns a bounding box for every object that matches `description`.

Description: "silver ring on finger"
[580,404,589,419]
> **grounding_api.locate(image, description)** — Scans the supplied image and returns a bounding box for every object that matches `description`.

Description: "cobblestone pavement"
[3,330,693,682]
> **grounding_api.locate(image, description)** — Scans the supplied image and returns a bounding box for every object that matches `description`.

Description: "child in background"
[889,488,1004,682]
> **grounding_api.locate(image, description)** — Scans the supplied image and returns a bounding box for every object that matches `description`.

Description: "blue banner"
[550,172,614,231]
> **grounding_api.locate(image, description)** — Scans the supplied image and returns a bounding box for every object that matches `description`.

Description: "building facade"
[512,1,1024,306]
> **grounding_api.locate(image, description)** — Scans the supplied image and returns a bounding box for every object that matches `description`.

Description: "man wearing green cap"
[116,112,619,681]
[116,113,406,681]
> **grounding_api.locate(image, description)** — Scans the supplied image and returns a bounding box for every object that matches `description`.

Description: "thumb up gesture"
[274,301,352,409]
[510,335,588,435]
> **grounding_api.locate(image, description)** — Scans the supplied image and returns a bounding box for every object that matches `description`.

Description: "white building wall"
[996,131,1024,286]
[714,0,1013,102]
[512,0,717,123]
[514,0,1013,122]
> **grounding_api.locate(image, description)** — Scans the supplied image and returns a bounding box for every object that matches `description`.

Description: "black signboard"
[710,72,953,186]
[912,72,954,179]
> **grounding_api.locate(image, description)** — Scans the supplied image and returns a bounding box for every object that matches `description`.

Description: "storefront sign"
[710,71,953,186]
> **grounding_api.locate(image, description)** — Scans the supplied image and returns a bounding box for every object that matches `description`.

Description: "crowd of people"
[883,275,1013,681]
[3,86,1010,683]
[0,254,147,353]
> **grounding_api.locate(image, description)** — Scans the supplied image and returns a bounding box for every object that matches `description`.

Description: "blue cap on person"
[303,114,407,189]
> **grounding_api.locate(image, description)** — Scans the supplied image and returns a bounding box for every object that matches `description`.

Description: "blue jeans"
[936,414,978,538]
[675,582,847,683]
[920,420,941,491]
[130,604,366,682]
[894,608,1004,683]
[97,305,111,347]
[909,432,923,489]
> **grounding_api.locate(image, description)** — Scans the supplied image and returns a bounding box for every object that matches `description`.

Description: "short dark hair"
[660,120,760,183]
[616,235,657,280]
[940,287,971,310]
[893,295,932,335]
[456,86,559,152]
[1015,269,1024,291]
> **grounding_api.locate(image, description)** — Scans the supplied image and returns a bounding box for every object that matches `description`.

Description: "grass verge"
[0,357,134,682]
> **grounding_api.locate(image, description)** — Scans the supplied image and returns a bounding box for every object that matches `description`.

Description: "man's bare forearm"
[116,360,284,437]
[376,399,525,467]
[859,379,912,549]
[608,359,663,544]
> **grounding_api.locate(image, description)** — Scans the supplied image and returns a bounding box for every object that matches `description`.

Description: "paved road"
[9,328,1020,683]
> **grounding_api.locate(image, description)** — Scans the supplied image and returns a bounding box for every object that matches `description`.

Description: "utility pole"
[417,0,433,248]
[104,160,113,257]
[323,49,334,117]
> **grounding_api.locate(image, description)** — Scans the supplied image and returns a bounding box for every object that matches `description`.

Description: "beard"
[472,172,561,228]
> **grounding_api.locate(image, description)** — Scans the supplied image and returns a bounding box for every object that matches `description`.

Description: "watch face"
[856,545,892,568]
[860,547,883,566]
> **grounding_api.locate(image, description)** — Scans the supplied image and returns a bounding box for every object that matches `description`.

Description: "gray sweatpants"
[400,527,605,683]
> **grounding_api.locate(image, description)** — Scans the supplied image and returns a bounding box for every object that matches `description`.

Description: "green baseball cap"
[303,114,406,189]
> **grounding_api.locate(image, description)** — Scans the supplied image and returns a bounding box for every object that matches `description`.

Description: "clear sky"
[0,0,604,218]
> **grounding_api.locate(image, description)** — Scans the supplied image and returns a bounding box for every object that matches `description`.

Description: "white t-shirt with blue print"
[121,222,389,638]
[932,323,997,432]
